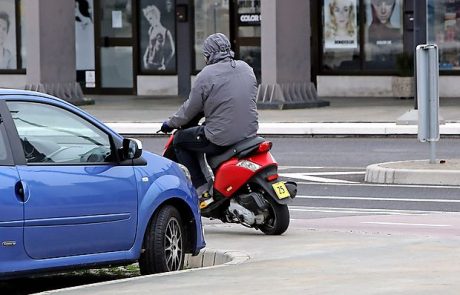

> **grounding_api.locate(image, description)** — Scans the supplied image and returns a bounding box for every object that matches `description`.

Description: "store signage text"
[238,13,261,26]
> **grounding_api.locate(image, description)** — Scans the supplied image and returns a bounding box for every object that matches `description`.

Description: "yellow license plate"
[272,181,290,199]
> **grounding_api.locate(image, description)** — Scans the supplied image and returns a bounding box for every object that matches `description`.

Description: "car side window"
[6,101,114,164]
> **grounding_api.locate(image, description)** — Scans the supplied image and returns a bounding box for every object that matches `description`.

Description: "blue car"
[0,90,205,279]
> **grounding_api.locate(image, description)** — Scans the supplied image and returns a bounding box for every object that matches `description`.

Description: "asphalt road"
[143,136,460,217]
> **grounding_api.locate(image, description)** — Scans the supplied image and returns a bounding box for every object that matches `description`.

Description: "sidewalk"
[80,95,460,135]
[80,95,460,123]
[45,216,460,295]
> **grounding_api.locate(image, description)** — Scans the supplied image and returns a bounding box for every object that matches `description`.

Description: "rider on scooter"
[161,33,259,206]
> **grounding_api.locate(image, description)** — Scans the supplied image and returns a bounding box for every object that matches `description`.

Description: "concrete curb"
[39,249,250,294]
[184,249,250,268]
[105,122,460,136]
[365,159,460,185]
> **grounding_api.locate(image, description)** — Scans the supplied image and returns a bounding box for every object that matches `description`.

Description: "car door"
[0,101,23,255]
[5,99,138,259]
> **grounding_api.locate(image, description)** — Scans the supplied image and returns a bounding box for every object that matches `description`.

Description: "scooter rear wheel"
[259,196,290,235]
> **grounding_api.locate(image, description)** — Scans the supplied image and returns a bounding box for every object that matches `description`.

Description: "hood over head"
[202,33,235,65]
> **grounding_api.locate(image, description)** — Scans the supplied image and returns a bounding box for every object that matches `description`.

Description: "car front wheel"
[139,205,185,274]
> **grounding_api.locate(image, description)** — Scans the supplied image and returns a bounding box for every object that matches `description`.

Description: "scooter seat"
[207,136,266,170]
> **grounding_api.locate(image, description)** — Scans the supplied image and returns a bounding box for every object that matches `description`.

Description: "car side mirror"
[122,138,143,160]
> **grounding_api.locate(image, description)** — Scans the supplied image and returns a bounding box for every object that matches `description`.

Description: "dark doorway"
[230,0,261,82]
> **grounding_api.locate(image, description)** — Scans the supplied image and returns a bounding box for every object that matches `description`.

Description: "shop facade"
[0,0,459,98]
[314,0,460,97]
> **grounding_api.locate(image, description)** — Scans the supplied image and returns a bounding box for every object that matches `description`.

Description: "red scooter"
[162,124,297,235]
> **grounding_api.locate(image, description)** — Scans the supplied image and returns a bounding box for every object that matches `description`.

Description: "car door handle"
[15,181,29,203]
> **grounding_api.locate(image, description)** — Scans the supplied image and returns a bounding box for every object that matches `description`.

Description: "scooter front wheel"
[259,196,290,235]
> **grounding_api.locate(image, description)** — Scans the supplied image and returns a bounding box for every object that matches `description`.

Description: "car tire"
[139,205,185,274]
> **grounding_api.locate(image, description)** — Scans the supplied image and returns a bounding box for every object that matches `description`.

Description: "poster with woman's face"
[140,0,176,73]
[75,0,95,71]
[366,0,402,46]
[0,0,16,69]
[324,0,358,49]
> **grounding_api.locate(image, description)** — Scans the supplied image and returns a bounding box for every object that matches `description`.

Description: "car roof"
[0,89,64,103]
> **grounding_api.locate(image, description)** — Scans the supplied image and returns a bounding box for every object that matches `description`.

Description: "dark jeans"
[173,126,227,188]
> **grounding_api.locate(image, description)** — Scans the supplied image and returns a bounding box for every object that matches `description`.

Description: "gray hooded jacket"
[167,33,258,146]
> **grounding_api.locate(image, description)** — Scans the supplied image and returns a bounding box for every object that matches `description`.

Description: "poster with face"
[140,0,176,72]
[366,0,402,46]
[75,0,95,71]
[0,0,16,69]
[324,0,358,49]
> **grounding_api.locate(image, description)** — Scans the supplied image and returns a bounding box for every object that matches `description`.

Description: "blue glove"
[161,121,174,133]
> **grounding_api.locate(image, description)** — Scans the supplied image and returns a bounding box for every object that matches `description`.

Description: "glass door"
[231,0,261,82]
[96,0,135,94]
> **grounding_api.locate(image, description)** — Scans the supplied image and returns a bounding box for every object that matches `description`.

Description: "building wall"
[317,76,460,98]
[0,75,26,89]
[137,76,178,96]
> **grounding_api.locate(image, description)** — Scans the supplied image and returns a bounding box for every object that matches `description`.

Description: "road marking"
[279,166,326,169]
[289,205,450,215]
[361,222,452,227]
[296,195,460,203]
[281,171,366,177]
[278,167,460,189]
[295,181,460,189]
[279,166,362,170]
[281,172,365,176]
[279,173,359,184]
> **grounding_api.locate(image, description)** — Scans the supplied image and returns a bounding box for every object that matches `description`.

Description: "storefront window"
[428,0,460,71]
[364,0,403,69]
[100,0,133,39]
[239,45,260,80]
[321,0,403,72]
[75,0,95,71]
[0,0,17,70]
[194,0,230,71]
[322,0,360,70]
[237,0,260,38]
[139,0,176,73]
[20,0,25,69]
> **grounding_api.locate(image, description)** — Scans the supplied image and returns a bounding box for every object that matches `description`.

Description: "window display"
[75,0,95,71]
[237,0,260,38]
[322,0,403,72]
[0,0,16,69]
[322,0,360,70]
[324,0,358,49]
[194,0,229,71]
[428,0,460,71]
[364,0,403,69]
[139,0,176,73]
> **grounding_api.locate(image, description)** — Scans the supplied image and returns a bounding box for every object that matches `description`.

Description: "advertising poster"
[366,0,402,46]
[75,0,95,71]
[324,0,358,49]
[0,0,16,69]
[140,0,176,72]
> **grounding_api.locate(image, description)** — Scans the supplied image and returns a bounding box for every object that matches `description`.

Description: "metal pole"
[417,44,439,164]
[430,141,436,164]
